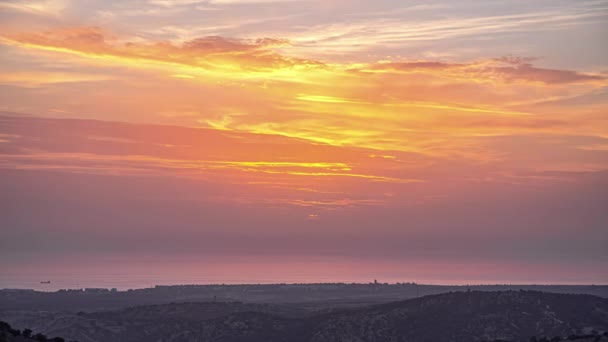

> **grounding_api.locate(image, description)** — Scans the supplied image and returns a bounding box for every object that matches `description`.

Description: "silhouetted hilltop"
[2,290,607,342]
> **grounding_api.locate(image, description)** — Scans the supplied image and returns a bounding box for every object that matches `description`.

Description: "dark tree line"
[0,321,74,342]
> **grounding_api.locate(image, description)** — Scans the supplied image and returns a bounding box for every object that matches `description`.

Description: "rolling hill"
[2,291,607,342]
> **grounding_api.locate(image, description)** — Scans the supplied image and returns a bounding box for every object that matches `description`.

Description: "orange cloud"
[1,26,606,162]
[1,27,322,76]
[360,57,605,85]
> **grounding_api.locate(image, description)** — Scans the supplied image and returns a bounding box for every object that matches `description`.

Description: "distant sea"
[2,258,603,291]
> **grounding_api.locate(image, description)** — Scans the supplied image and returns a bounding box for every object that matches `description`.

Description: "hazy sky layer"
[0,0,607,285]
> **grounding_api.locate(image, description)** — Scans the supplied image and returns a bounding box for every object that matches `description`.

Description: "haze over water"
[2,257,604,292]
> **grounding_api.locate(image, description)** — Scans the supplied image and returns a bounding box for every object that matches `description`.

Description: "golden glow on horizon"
[0,152,421,183]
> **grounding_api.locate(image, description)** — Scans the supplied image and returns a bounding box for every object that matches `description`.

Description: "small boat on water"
[40,281,51,284]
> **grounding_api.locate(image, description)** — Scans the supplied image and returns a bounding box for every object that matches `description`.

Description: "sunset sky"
[1,0,607,287]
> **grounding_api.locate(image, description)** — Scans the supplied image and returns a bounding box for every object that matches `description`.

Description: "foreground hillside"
[2,291,607,342]
[0,321,68,342]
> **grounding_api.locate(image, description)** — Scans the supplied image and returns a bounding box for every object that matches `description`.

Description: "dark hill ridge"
[2,291,607,342]
[308,290,608,342]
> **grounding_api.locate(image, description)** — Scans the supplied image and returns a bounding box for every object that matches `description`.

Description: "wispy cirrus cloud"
[277,1,608,59]
[0,0,68,17]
